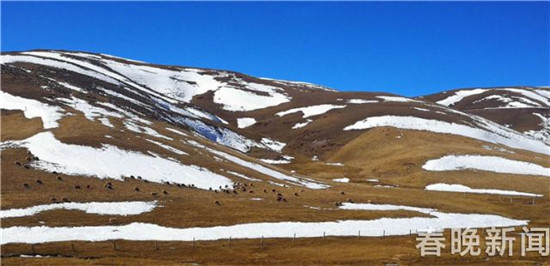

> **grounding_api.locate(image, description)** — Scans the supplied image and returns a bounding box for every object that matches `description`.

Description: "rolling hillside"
[1,50,549,265]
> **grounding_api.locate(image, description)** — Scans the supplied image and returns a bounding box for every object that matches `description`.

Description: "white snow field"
[436,88,488,106]
[144,139,188,155]
[292,119,313,129]
[347,99,378,104]
[1,201,158,218]
[1,205,526,244]
[376,96,418,103]
[0,91,64,129]
[213,85,290,111]
[344,115,550,155]
[276,104,346,118]
[422,155,550,177]
[425,183,542,197]
[11,132,233,190]
[339,203,435,214]
[204,147,328,189]
[260,138,286,152]
[237,117,257,128]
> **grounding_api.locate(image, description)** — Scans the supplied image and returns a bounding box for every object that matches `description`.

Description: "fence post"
[192,238,196,249]
[383,230,385,238]
[154,241,158,251]
[228,237,231,246]
[358,230,361,238]
[293,233,296,242]
[113,240,117,251]
[261,236,264,246]
[31,244,36,254]
[323,231,326,240]
[71,243,76,253]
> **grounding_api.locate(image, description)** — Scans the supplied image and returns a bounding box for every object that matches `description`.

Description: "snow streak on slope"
[1,201,158,218]
[276,104,346,118]
[425,184,542,197]
[436,89,488,106]
[422,155,550,177]
[11,132,233,190]
[237,118,256,128]
[344,116,550,155]
[203,146,328,189]
[0,91,64,129]
[1,210,525,244]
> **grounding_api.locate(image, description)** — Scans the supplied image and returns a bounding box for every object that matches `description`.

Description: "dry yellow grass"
[1,110,549,265]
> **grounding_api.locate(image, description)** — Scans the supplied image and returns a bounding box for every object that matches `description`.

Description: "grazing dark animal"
[294,192,299,196]
[86,185,91,189]
[272,189,276,192]
[335,202,343,207]
[151,192,158,196]
[104,182,113,189]
[162,190,168,195]
[134,187,140,192]
[209,187,212,191]
[26,156,32,161]
[74,185,81,189]
[137,176,142,180]
[130,175,135,179]
[36,180,43,185]
[340,191,345,195]
[62,197,69,202]
[347,198,354,203]
[23,165,30,169]
[215,201,221,205]
[50,197,57,202]
[14,161,21,166]
[57,176,63,181]
[249,190,254,194]
[263,189,267,193]
[214,190,219,193]
[52,171,58,175]
[23,183,30,188]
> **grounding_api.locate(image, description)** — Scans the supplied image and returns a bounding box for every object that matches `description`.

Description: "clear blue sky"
[2,1,549,96]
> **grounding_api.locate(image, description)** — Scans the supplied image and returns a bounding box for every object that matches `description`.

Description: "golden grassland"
[1,111,549,265]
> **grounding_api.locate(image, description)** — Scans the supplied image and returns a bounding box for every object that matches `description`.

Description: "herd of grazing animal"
[14,151,353,208]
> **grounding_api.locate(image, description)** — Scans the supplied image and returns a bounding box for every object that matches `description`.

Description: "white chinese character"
[416,232,446,256]
[451,228,481,256]
[521,226,549,256]
[486,227,515,256]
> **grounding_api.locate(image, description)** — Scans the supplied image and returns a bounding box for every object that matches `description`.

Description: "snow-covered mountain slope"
[2,50,549,265]
[421,87,550,144]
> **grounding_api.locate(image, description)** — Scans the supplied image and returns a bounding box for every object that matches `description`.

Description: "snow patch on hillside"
[425,183,542,197]
[237,118,256,128]
[436,89,488,106]
[0,91,64,129]
[422,155,550,177]
[277,104,346,118]
[261,138,286,152]
[10,132,233,189]
[2,211,525,244]
[1,201,157,218]
[344,115,550,155]
[213,85,290,111]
